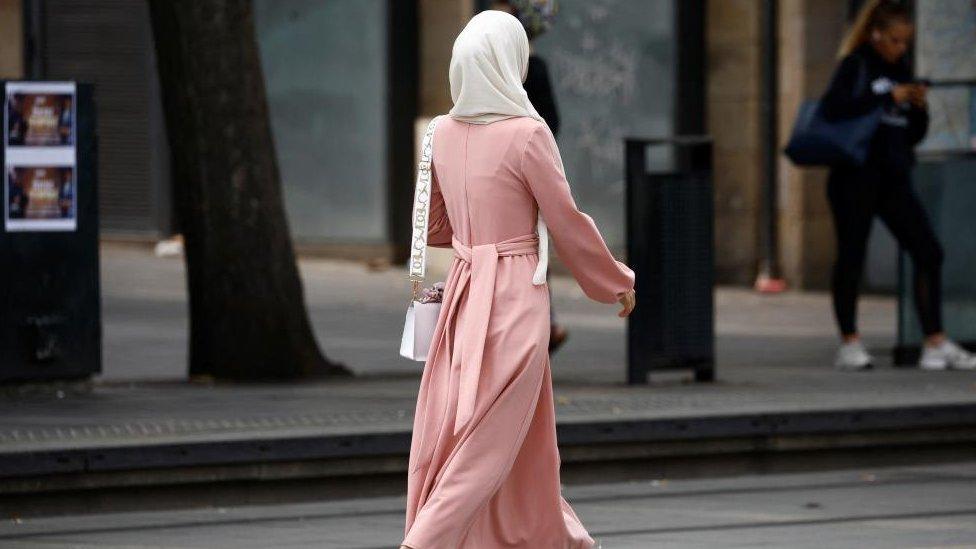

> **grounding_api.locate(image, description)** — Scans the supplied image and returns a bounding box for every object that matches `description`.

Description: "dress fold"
[452,233,540,435]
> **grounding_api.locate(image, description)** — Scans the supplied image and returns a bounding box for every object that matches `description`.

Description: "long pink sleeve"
[427,166,453,248]
[520,124,635,304]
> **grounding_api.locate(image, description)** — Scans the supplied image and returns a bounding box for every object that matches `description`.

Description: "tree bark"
[148,0,348,380]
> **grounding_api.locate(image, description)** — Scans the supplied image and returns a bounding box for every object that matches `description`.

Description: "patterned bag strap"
[408,116,442,294]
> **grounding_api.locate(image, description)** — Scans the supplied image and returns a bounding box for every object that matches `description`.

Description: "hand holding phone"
[909,81,928,107]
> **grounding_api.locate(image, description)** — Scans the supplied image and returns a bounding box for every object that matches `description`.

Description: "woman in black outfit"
[491,0,569,353]
[822,0,975,371]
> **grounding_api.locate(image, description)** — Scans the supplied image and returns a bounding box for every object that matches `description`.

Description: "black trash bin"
[625,136,714,384]
[0,81,100,382]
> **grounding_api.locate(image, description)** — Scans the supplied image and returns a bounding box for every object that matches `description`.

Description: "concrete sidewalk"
[1,245,975,488]
[97,243,925,382]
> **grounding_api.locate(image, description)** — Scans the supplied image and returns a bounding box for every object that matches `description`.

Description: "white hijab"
[448,10,550,285]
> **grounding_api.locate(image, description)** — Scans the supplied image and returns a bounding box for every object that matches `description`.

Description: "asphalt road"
[2,461,975,548]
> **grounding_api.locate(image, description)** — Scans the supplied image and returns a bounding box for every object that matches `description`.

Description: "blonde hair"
[838,0,912,59]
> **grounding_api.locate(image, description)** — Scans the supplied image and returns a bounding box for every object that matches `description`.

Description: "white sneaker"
[919,340,976,371]
[835,340,873,371]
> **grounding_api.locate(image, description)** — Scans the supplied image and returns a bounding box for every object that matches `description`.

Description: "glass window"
[254,0,388,243]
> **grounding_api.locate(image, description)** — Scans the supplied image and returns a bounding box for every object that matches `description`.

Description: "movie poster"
[4,82,76,232]
[6,166,76,230]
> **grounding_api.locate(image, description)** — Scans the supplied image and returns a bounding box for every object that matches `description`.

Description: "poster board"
[4,81,77,232]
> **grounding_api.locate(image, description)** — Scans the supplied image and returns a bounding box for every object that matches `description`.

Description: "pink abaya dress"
[403,116,635,549]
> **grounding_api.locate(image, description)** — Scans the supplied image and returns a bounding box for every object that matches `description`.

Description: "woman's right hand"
[617,289,636,318]
[891,84,915,104]
[908,84,928,107]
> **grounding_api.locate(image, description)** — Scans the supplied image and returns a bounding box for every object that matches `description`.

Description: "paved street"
[2,461,975,548]
[2,245,974,454]
[2,244,975,549]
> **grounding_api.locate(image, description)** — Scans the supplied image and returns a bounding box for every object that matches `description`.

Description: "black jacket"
[523,54,560,137]
[821,44,928,168]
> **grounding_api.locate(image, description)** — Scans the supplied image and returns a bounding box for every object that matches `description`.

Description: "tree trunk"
[148,0,348,380]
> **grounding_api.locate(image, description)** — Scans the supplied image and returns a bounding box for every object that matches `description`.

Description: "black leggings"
[827,161,944,337]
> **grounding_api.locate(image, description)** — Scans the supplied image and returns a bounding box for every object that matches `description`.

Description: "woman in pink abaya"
[401,10,636,549]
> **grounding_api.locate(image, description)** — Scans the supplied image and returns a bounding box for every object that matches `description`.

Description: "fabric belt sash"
[450,233,539,435]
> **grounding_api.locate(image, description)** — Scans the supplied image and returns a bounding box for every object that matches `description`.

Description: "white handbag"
[400,116,443,362]
[400,299,441,362]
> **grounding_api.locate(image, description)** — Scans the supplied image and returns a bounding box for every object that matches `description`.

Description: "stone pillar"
[416,1,474,278]
[777,0,847,289]
[706,0,763,284]
[0,0,23,79]
[419,0,473,116]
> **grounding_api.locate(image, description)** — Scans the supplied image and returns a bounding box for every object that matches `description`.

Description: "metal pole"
[674,0,706,136]
[756,0,785,292]
[22,0,46,79]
